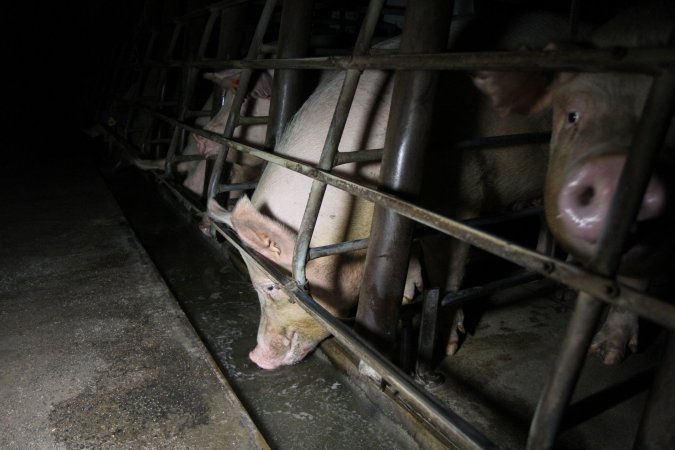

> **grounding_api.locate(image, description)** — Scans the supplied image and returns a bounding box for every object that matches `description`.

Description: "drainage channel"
[99,161,424,450]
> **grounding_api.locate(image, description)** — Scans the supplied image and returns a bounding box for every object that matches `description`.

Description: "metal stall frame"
[99,1,675,449]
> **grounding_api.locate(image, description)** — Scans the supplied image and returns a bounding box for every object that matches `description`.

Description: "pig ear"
[191,133,208,155]
[248,71,274,99]
[472,70,554,116]
[471,41,585,116]
[230,196,296,269]
[207,198,233,227]
[204,69,243,89]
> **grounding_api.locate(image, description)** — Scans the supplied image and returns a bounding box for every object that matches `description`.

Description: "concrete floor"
[0,143,266,449]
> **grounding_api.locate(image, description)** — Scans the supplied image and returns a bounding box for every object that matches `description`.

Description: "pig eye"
[567,111,580,124]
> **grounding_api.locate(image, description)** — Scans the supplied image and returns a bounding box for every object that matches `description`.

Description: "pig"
[207,65,414,370]
[472,1,675,364]
[207,13,575,370]
[132,69,272,198]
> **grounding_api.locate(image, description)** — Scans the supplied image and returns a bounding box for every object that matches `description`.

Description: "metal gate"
[93,1,675,448]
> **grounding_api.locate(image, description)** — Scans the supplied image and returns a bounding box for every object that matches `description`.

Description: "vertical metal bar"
[633,331,675,450]
[415,289,445,388]
[291,0,387,289]
[166,10,220,175]
[265,0,314,148]
[355,0,453,353]
[123,30,157,140]
[207,0,280,201]
[527,70,675,450]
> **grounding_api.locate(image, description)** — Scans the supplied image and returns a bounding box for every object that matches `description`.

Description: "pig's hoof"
[197,217,212,236]
[589,326,638,365]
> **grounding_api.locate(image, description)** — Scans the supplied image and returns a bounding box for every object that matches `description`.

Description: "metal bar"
[264,0,314,147]
[308,238,369,260]
[238,116,269,125]
[440,271,542,308]
[207,218,499,450]
[415,289,445,388]
[158,118,675,331]
[291,0,388,290]
[334,148,384,165]
[526,70,675,450]
[206,0,280,201]
[593,70,675,275]
[180,48,675,73]
[356,0,453,353]
[216,181,258,193]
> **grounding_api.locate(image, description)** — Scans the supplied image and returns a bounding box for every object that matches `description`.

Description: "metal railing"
[96,1,675,449]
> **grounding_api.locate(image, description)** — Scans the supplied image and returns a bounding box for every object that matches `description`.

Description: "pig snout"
[249,330,311,370]
[557,155,666,245]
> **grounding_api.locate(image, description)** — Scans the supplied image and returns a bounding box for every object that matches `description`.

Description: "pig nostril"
[578,186,595,207]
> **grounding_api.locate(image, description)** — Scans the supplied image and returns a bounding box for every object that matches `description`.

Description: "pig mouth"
[565,216,667,269]
[249,330,318,370]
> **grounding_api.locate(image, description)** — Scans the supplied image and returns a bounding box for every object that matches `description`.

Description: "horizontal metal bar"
[207,218,498,450]
[308,238,369,260]
[216,181,258,193]
[148,47,675,73]
[306,206,542,261]
[238,115,269,125]
[170,121,675,331]
[441,271,543,308]
[171,154,205,162]
[334,148,383,165]
[451,132,551,151]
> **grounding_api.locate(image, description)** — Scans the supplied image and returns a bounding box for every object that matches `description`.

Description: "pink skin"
[557,154,667,252]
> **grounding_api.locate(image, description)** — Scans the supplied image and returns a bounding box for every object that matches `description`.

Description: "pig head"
[189,70,272,199]
[473,2,675,363]
[209,196,422,370]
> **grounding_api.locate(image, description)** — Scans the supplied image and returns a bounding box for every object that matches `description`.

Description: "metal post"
[265,0,314,147]
[355,0,453,354]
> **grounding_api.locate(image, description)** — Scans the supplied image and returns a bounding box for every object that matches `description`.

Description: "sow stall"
[94,0,675,448]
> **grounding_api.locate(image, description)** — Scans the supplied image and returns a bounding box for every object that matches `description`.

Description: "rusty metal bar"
[526,69,675,450]
[208,218,499,450]
[264,0,314,147]
[356,0,453,353]
[291,0,387,290]
[161,118,675,331]
[181,47,675,73]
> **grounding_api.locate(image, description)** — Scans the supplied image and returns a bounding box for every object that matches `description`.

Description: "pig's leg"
[445,239,468,355]
[402,254,423,305]
[589,277,646,364]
